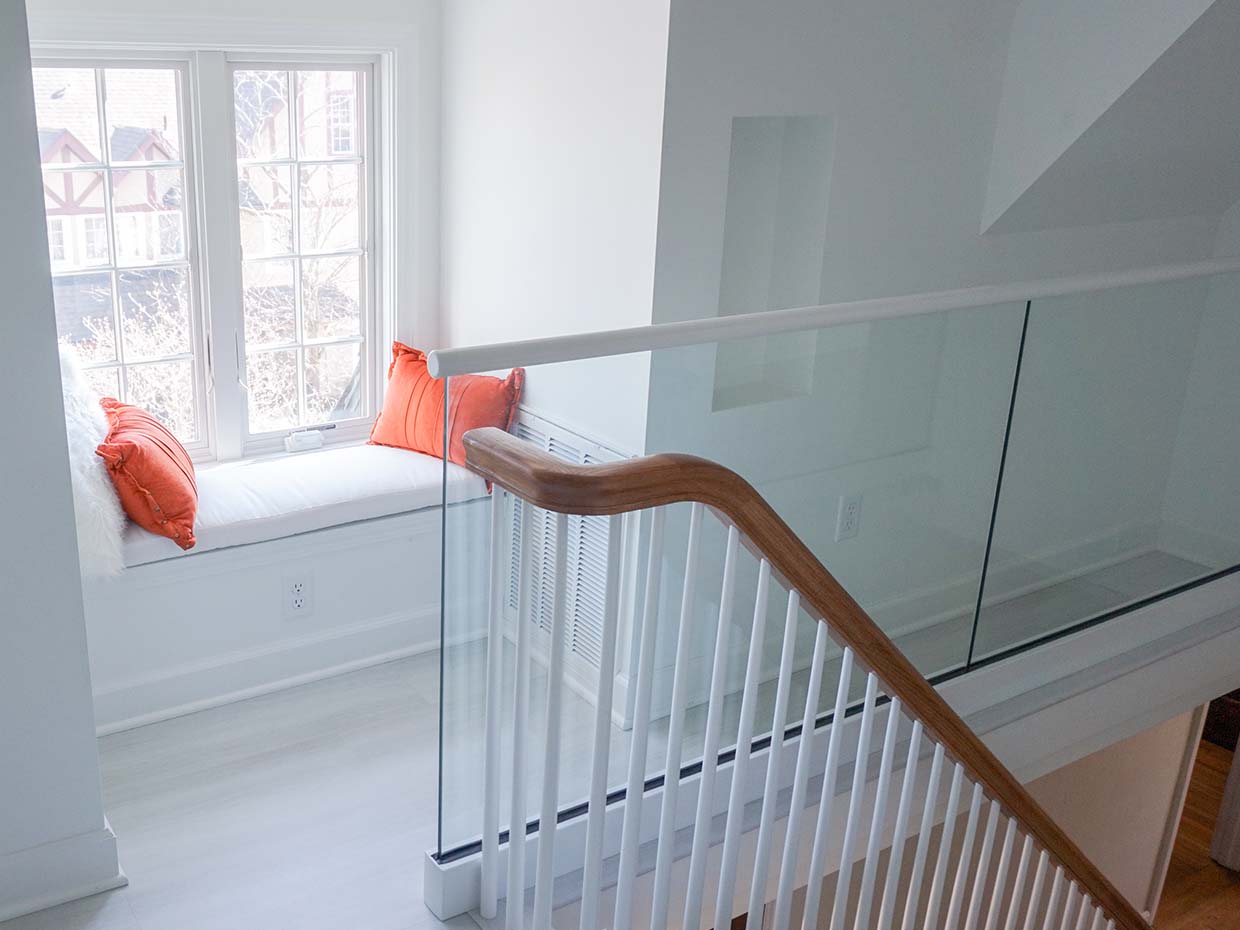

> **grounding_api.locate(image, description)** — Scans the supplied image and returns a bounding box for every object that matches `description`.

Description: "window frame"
[47,216,67,264]
[225,57,380,456]
[32,52,213,457]
[31,46,392,463]
[327,89,355,156]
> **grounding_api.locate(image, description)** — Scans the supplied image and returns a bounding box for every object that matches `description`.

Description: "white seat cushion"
[123,444,487,567]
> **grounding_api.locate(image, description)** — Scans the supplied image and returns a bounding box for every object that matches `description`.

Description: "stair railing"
[465,426,1149,930]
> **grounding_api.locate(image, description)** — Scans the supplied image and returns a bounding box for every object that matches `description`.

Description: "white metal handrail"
[428,256,1240,378]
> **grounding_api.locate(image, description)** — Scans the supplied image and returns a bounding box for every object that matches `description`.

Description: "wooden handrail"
[462,427,1151,930]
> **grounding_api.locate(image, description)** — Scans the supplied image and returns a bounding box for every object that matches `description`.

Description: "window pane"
[112,168,185,264]
[302,255,361,340]
[233,66,371,439]
[299,163,359,253]
[104,68,181,162]
[305,343,362,423]
[127,359,196,441]
[247,349,298,433]
[234,70,290,160]
[32,68,103,165]
[297,70,358,160]
[243,259,296,348]
[82,365,120,400]
[53,273,116,364]
[43,170,109,269]
[118,267,190,360]
[238,164,293,257]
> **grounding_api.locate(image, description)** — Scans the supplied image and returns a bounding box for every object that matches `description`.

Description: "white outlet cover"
[283,574,315,618]
[835,493,863,541]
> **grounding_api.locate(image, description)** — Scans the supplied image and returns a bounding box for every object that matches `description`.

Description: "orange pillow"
[369,342,524,465]
[96,399,198,550]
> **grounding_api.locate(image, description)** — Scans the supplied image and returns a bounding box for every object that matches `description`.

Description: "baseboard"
[93,607,440,735]
[0,824,126,923]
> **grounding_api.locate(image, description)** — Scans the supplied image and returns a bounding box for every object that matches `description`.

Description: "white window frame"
[328,89,355,156]
[33,52,213,457]
[224,57,379,456]
[31,45,393,463]
[47,217,66,264]
[82,214,109,262]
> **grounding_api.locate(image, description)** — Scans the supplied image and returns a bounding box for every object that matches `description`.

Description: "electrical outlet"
[283,574,314,618]
[835,493,863,541]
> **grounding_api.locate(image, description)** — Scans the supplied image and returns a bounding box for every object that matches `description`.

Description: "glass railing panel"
[972,272,1240,663]
[438,300,1026,854]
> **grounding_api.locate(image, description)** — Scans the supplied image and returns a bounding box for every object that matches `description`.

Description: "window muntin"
[233,67,369,437]
[34,64,203,444]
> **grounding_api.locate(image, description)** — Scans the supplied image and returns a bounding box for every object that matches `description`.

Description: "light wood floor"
[0,653,482,930]
[1155,741,1240,929]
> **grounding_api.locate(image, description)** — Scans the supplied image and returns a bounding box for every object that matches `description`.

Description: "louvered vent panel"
[507,418,617,670]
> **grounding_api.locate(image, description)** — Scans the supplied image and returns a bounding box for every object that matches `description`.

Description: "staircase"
[462,427,1148,930]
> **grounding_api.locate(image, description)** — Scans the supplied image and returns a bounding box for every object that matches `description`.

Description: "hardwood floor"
[1156,741,1240,929]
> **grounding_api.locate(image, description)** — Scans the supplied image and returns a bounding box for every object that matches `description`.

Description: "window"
[34,64,202,442]
[83,215,108,262]
[328,91,354,156]
[47,218,66,263]
[33,54,382,459]
[234,68,369,436]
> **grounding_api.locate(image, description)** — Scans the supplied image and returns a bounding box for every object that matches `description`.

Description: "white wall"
[439,0,671,454]
[0,1,123,918]
[1158,272,1240,571]
[641,0,1230,657]
[1028,709,1203,915]
[983,0,1214,230]
[648,0,1221,327]
[25,0,443,352]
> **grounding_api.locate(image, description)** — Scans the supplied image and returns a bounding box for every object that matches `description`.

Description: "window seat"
[122,443,488,568]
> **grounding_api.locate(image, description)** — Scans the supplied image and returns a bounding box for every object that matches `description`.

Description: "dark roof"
[110,125,177,162]
[38,128,67,157]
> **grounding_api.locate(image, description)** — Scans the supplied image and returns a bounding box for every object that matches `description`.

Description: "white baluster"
[650,503,704,930]
[833,679,892,930]
[580,516,625,930]
[1057,883,1079,930]
[713,558,773,930]
[800,649,857,930]
[532,513,569,930]
[1088,910,1105,930]
[746,591,802,928]
[506,500,535,930]
[1040,868,1065,930]
[1072,896,1092,930]
[876,721,924,930]
[613,508,665,930]
[481,491,506,919]
[1020,852,1050,930]
[923,763,966,930]
[683,526,741,930]
[772,623,833,930]
[963,802,1002,930]
[944,783,985,930]
[1002,836,1035,930]
[900,744,947,930]
[982,819,1018,930]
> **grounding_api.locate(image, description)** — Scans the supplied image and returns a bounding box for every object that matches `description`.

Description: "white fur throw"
[58,346,126,577]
